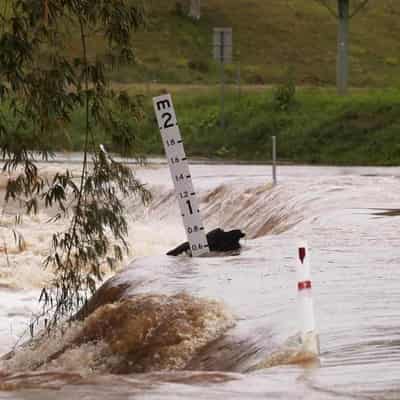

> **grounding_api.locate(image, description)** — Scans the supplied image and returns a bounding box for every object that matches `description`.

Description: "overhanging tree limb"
[0,0,151,333]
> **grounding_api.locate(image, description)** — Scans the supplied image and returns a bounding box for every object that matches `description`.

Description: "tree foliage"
[273,67,296,111]
[0,0,151,332]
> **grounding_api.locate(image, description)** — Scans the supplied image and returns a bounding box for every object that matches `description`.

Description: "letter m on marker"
[157,99,171,111]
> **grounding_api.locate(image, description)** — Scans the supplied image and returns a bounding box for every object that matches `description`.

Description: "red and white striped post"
[296,242,320,355]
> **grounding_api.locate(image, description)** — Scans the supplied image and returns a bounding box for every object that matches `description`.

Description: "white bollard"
[296,243,320,355]
[153,93,210,257]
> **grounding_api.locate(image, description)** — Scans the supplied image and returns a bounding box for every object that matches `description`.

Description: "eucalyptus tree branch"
[0,0,149,334]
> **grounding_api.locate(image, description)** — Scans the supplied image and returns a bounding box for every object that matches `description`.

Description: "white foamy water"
[0,163,399,399]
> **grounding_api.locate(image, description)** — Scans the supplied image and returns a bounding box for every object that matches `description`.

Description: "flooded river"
[0,163,399,399]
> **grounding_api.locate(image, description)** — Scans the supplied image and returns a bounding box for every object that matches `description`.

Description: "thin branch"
[64,15,90,262]
[349,0,369,18]
[313,0,338,18]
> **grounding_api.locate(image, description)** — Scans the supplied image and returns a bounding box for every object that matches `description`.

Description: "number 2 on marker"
[162,112,174,129]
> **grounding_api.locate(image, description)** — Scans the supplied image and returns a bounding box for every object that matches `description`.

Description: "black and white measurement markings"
[153,94,209,257]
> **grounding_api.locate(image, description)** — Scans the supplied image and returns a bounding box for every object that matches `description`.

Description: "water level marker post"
[153,94,210,257]
[296,243,320,355]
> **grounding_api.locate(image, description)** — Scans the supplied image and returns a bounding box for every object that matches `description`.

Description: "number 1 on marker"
[186,200,193,214]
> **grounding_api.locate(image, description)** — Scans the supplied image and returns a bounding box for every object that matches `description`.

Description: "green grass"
[2,0,400,87]
[133,87,400,165]
[2,1,400,165]
[5,86,400,166]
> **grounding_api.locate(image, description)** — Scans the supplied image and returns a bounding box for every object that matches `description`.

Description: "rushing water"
[0,163,399,399]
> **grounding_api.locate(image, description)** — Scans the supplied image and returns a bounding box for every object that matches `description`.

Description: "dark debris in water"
[369,208,400,217]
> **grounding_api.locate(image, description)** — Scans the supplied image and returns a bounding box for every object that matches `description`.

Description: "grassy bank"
[51,86,400,166]
[134,87,400,166]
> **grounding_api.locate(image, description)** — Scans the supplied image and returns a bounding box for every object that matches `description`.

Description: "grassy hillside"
[2,1,399,87]
[56,86,400,166]
[107,0,400,87]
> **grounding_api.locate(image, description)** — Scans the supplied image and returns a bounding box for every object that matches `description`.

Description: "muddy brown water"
[0,164,399,399]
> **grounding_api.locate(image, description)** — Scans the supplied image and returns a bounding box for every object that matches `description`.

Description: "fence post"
[272,136,277,186]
